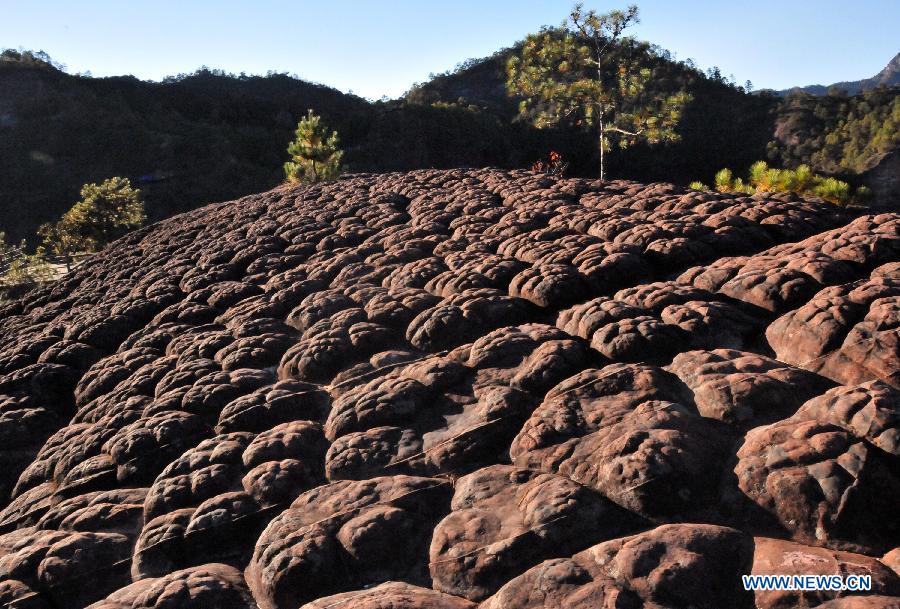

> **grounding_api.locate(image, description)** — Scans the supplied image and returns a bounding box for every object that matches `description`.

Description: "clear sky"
[2,0,897,100]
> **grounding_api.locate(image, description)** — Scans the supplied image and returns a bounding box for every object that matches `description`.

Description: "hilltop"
[1,42,897,245]
[0,169,897,608]
[776,52,900,96]
[1,40,774,243]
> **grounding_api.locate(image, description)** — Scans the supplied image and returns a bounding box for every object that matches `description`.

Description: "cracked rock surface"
[0,169,896,608]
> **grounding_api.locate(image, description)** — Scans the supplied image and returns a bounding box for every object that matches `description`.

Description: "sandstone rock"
[511,365,730,518]
[0,170,891,609]
[792,381,899,456]
[87,563,256,609]
[245,475,452,608]
[35,487,147,535]
[816,597,900,609]
[406,289,534,351]
[216,380,330,433]
[143,432,255,521]
[884,548,900,576]
[481,524,755,609]
[590,315,688,364]
[0,579,52,609]
[767,277,900,387]
[556,297,643,339]
[613,280,715,313]
[720,267,823,313]
[103,410,213,484]
[734,414,900,553]
[751,537,900,609]
[299,582,476,609]
[36,531,133,608]
[509,263,589,308]
[668,349,834,427]
[429,464,641,600]
[0,527,133,609]
[324,376,435,441]
[131,509,194,579]
[660,299,767,350]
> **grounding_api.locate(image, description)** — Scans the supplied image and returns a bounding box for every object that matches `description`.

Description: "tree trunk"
[599,115,605,181]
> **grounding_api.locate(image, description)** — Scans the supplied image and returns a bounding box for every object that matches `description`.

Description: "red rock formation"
[0,169,895,608]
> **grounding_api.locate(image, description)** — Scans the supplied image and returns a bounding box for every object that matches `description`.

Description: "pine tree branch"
[606,125,644,136]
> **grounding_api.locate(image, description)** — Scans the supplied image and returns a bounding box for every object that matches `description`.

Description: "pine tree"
[39,177,145,269]
[506,3,690,180]
[284,110,344,184]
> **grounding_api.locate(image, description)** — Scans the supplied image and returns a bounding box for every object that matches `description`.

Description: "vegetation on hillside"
[768,86,900,174]
[39,177,145,271]
[409,25,775,186]
[0,231,53,302]
[507,4,690,180]
[690,161,867,206]
[2,177,145,300]
[0,59,372,243]
[0,48,64,70]
[284,110,344,183]
[1,56,590,243]
[0,13,896,247]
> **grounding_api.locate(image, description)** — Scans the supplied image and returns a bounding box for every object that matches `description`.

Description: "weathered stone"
[767,277,900,387]
[735,413,900,553]
[481,524,755,609]
[87,563,256,609]
[511,365,729,518]
[245,476,452,608]
[669,349,834,427]
[429,465,641,600]
[0,170,892,609]
[300,582,475,609]
[751,537,900,609]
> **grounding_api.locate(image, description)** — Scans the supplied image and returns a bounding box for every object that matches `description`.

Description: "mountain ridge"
[0,43,771,243]
[774,51,899,96]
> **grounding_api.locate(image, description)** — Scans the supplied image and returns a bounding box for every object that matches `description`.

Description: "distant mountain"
[776,52,899,96]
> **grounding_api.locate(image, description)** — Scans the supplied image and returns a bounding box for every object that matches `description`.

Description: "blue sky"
[2,0,897,99]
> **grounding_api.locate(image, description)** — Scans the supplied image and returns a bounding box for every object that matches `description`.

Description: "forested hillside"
[408,39,775,185]
[768,86,899,174]
[0,51,577,242]
[1,43,896,243]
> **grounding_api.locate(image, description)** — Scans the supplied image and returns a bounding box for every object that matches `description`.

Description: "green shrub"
[5,248,53,285]
[696,160,865,205]
[1,233,54,300]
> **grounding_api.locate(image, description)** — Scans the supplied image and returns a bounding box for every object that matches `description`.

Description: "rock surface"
[751,537,900,609]
[481,523,756,609]
[0,169,896,607]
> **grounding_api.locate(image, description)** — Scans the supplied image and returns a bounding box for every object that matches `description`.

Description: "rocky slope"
[0,168,897,609]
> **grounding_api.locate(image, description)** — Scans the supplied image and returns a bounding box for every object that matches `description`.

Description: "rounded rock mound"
[0,169,896,608]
